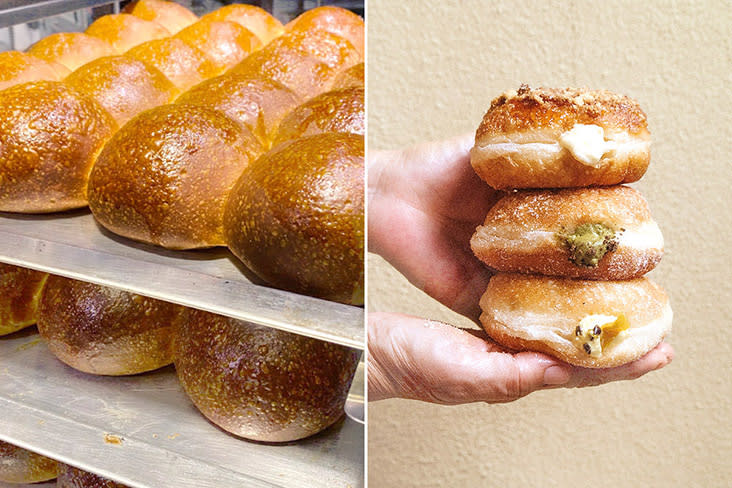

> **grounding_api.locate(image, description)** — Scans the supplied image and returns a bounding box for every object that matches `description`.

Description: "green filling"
[557,223,618,268]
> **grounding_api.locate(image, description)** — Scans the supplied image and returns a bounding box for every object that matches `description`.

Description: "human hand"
[368,312,674,404]
[368,133,500,320]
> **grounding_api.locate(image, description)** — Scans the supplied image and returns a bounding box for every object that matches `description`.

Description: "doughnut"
[470,186,664,279]
[0,440,57,483]
[479,273,672,368]
[58,463,129,487]
[0,263,48,336]
[27,33,116,72]
[471,84,651,189]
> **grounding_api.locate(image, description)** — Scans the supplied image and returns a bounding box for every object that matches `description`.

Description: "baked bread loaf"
[175,18,261,71]
[37,275,185,376]
[0,264,48,336]
[0,51,69,91]
[201,4,284,45]
[471,85,651,189]
[224,133,364,304]
[88,104,263,249]
[174,309,360,442]
[0,440,57,483]
[126,37,218,91]
[332,61,364,89]
[285,6,364,58]
[58,464,129,488]
[479,273,672,368]
[470,186,664,279]
[230,29,360,99]
[0,81,116,213]
[85,13,170,53]
[123,0,198,34]
[27,32,116,71]
[176,72,301,147]
[64,55,178,125]
[272,86,364,145]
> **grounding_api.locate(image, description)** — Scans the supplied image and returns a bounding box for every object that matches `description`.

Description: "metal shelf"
[0,0,118,29]
[0,330,363,488]
[0,211,363,350]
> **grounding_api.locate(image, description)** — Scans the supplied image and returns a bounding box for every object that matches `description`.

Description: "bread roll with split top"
[37,275,184,376]
[123,0,198,34]
[27,32,116,71]
[332,61,364,89]
[0,51,69,91]
[201,4,284,45]
[0,264,48,336]
[58,463,129,488]
[285,6,365,58]
[272,86,364,145]
[88,104,264,249]
[175,18,261,72]
[85,13,170,53]
[0,440,57,483]
[175,72,302,147]
[224,132,364,305]
[174,309,360,442]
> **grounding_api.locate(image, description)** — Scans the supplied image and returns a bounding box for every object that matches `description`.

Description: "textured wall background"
[367,1,732,486]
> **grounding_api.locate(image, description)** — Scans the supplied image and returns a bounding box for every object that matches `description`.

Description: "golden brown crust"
[37,275,184,376]
[332,62,364,89]
[0,51,69,91]
[27,33,116,72]
[174,18,262,71]
[285,6,365,58]
[230,30,360,99]
[126,37,218,91]
[173,309,359,442]
[88,104,263,249]
[0,440,57,483]
[0,264,48,336]
[175,72,301,147]
[85,14,170,53]
[65,55,178,126]
[479,274,672,368]
[201,4,284,45]
[0,81,117,213]
[124,0,198,34]
[224,133,364,304]
[58,464,129,488]
[272,87,364,145]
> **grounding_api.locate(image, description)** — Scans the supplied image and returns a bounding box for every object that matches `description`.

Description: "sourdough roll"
[174,309,360,442]
[176,73,301,147]
[58,464,129,488]
[65,55,178,125]
[273,87,364,145]
[85,13,170,53]
[202,4,283,45]
[286,6,365,58]
[479,274,672,368]
[88,104,263,249]
[175,18,262,72]
[332,61,364,89]
[37,275,184,376]
[0,51,69,91]
[126,38,218,91]
[471,186,664,279]
[0,81,116,213]
[124,0,198,34]
[224,133,364,304]
[0,440,57,483]
[0,264,48,336]
[27,32,116,71]
[230,29,360,99]
[471,85,651,189]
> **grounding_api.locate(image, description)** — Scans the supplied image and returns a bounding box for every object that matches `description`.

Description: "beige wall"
[367,1,732,486]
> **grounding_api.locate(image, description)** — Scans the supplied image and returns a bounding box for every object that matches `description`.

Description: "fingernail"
[544,365,571,385]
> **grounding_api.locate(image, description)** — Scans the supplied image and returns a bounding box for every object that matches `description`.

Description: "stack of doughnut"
[469,85,672,368]
[0,2,363,443]
[0,1,364,306]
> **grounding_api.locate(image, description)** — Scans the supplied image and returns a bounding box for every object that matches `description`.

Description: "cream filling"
[558,124,615,166]
[477,221,663,252]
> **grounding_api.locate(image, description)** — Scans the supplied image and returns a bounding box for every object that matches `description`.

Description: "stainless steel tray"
[0,330,363,488]
[0,211,363,349]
